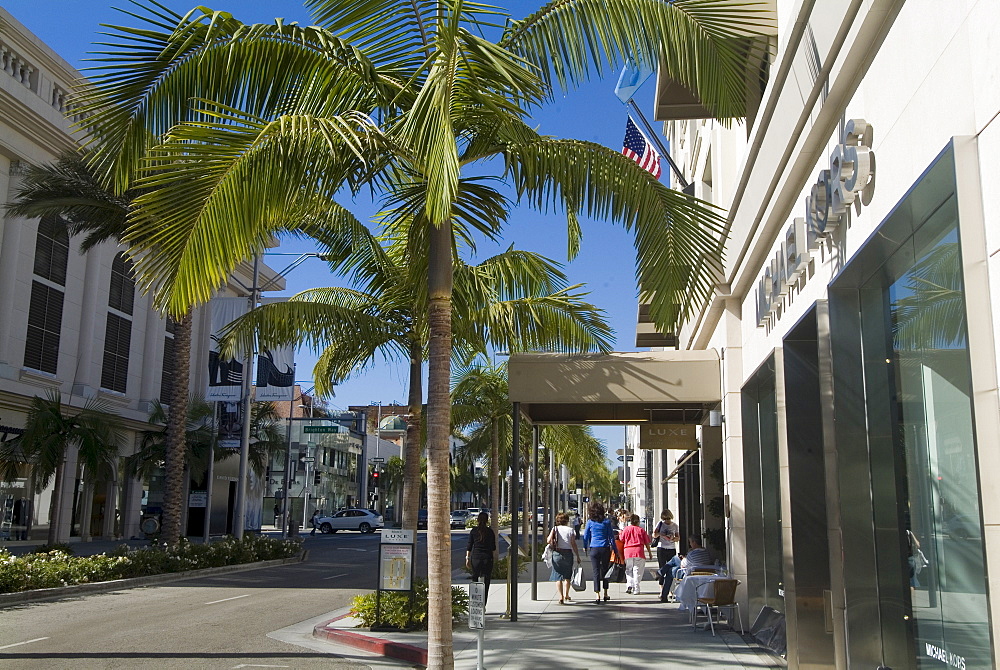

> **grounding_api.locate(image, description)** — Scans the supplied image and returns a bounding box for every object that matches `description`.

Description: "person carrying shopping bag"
[583,503,619,604]
[547,512,582,604]
[652,510,680,583]
[620,514,652,594]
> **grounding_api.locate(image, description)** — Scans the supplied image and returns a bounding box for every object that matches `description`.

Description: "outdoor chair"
[694,578,744,636]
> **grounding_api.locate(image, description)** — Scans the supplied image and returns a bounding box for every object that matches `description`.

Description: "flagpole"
[626,99,690,191]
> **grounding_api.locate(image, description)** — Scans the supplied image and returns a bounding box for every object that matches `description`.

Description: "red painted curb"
[313,615,428,667]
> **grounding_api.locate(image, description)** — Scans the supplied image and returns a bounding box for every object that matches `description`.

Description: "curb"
[0,551,306,609]
[312,614,428,667]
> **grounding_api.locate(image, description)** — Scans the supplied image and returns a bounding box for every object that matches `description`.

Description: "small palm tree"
[0,391,124,545]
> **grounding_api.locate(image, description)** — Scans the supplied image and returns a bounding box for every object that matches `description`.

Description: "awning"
[508,351,721,424]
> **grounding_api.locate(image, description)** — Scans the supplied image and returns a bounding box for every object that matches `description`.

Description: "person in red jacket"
[620,514,652,595]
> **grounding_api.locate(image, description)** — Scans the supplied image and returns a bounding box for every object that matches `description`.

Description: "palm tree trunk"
[402,340,423,533]
[425,221,454,669]
[46,460,63,546]
[162,309,192,545]
[489,420,500,560]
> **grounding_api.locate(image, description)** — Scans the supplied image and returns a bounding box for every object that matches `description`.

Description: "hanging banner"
[207,297,248,401]
[255,299,294,401]
[638,424,699,450]
[217,401,243,450]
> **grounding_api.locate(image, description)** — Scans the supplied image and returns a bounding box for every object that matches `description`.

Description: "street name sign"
[303,425,341,434]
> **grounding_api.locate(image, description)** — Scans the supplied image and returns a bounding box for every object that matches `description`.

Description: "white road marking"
[321,573,348,580]
[205,594,251,605]
[231,665,289,668]
[0,637,49,650]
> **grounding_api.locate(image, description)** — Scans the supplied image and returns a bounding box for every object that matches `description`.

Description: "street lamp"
[371,401,381,515]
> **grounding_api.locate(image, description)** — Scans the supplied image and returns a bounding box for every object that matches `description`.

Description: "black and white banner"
[207,297,248,401]
[254,298,294,401]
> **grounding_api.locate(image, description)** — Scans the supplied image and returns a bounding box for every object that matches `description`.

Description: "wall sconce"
[709,410,723,427]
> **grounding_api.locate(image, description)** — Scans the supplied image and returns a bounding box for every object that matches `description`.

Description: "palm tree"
[220,226,613,533]
[0,391,124,545]
[74,3,771,664]
[6,152,194,546]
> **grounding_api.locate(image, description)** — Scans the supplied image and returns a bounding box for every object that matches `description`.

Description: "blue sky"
[7,0,669,458]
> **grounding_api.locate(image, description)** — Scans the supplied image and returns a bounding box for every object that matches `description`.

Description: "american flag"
[622,117,662,179]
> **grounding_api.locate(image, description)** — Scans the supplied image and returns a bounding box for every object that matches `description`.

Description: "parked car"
[450,510,471,528]
[466,507,481,517]
[418,509,428,529]
[316,508,384,534]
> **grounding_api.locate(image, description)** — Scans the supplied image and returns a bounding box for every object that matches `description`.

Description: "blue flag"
[614,61,655,103]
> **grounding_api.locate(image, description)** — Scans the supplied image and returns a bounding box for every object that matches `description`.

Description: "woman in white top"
[653,510,680,581]
[548,512,582,604]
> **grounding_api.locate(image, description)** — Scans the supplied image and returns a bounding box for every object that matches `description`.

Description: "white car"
[316,508,384,534]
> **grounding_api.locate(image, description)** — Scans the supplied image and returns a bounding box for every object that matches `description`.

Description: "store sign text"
[757,119,876,327]
[925,643,966,669]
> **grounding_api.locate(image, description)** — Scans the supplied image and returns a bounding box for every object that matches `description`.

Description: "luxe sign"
[757,119,876,327]
[639,424,698,450]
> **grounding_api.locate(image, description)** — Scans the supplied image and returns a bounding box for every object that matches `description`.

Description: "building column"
[120,474,144,540]
[71,246,105,398]
[721,299,749,618]
[0,211,25,372]
[101,467,118,538]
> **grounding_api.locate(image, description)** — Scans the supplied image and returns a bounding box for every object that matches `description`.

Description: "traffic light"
[372,469,380,485]
[314,471,321,486]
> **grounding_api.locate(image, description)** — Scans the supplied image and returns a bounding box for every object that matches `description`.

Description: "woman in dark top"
[465,512,496,602]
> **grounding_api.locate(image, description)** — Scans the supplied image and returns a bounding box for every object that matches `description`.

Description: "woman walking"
[547,512,582,604]
[583,503,619,604]
[620,514,652,594]
[465,512,496,603]
[653,509,680,583]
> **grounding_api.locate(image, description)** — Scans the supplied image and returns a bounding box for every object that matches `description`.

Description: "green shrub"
[0,535,301,594]
[349,578,469,630]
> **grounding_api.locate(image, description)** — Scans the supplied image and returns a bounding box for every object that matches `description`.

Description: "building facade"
[0,9,279,544]
[651,1,1000,667]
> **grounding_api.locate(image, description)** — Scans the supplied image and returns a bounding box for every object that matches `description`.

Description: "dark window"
[24,281,63,374]
[32,215,70,286]
[101,313,131,393]
[159,334,175,404]
[108,253,135,315]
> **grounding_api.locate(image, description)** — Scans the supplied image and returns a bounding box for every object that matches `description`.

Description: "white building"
[0,8,279,543]
[645,1,1000,667]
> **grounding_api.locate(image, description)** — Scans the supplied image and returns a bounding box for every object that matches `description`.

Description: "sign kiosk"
[374,529,416,631]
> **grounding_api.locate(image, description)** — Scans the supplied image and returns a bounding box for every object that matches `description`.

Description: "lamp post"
[371,401,381,515]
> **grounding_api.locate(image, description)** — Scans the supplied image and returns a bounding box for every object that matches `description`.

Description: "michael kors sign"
[757,119,876,327]
[639,424,698,450]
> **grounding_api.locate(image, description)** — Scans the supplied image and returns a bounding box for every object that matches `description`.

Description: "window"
[32,215,69,286]
[24,281,63,374]
[108,253,135,315]
[101,313,131,393]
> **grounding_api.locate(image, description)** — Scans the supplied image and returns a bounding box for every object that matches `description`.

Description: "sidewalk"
[314,568,784,669]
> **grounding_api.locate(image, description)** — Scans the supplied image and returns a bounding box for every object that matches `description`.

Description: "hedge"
[0,535,300,594]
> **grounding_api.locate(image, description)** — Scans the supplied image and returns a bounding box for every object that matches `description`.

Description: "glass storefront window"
[858,191,989,667]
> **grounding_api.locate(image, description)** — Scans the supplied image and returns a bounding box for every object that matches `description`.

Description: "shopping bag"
[604,563,625,583]
[543,544,553,569]
[571,566,586,591]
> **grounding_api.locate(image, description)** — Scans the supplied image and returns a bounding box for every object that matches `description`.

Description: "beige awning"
[507,351,721,424]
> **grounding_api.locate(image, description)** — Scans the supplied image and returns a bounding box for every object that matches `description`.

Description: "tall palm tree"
[6,152,194,546]
[74,3,771,664]
[221,226,613,533]
[0,391,125,545]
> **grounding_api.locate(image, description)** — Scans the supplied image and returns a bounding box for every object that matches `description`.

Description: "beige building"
[0,8,280,543]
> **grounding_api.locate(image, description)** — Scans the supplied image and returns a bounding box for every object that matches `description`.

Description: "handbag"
[548,528,559,549]
[571,566,586,591]
[604,563,626,583]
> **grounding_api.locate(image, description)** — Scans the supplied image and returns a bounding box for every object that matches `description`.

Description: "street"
[0,530,475,669]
